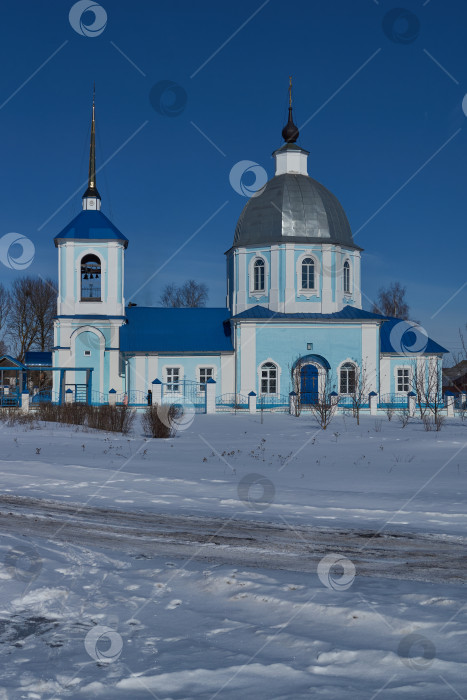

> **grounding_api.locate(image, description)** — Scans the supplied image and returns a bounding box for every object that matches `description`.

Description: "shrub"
[142,404,179,438]
[398,409,410,428]
[87,405,135,434]
[36,402,135,433]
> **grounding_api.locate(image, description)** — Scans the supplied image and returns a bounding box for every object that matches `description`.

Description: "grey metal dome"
[233,173,361,250]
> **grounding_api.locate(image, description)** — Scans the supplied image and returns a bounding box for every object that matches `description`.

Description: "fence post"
[369,391,378,415]
[330,391,339,408]
[206,378,216,414]
[407,391,416,417]
[461,392,467,409]
[152,378,162,405]
[289,391,297,415]
[248,391,257,414]
[108,389,117,406]
[21,390,30,413]
[65,388,74,404]
[445,391,454,418]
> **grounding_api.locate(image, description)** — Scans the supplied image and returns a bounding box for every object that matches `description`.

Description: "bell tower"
[52,90,128,398]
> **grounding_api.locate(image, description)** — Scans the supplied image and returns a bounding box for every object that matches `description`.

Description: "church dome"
[233,169,360,250]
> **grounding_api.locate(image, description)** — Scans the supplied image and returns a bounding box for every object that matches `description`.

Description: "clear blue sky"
[0,0,466,359]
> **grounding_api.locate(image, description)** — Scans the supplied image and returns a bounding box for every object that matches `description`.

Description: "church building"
[50,91,446,409]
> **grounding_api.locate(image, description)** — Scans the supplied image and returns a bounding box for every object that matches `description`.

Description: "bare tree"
[160,280,208,308]
[371,282,410,319]
[310,370,338,430]
[30,278,56,351]
[348,362,371,426]
[411,357,444,427]
[6,277,56,361]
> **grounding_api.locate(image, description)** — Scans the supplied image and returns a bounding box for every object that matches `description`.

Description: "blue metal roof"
[380,318,447,354]
[54,210,128,247]
[24,351,53,366]
[120,307,233,353]
[231,304,386,321]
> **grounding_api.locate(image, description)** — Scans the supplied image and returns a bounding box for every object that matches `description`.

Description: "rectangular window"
[84,350,91,357]
[397,368,410,393]
[166,367,180,392]
[199,367,213,392]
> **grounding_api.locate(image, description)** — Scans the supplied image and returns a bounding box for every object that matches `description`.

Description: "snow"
[0,412,466,698]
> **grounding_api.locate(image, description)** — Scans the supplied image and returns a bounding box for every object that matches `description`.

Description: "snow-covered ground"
[0,412,466,698]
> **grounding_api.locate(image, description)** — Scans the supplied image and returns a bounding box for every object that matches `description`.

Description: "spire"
[281,76,299,144]
[82,85,101,210]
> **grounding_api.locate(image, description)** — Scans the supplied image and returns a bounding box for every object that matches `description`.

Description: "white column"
[248,392,257,414]
[236,248,247,312]
[361,323,378,393]
[65,389,73,404]
[108,389,117,406]
[269,245,280,311]
[21,392,30,413]
[239,324,256,395]
[321,244,333,313]
[446,394,454,417]
[369,392,378,415]
[284,244,295,312]
[206,379,216,414]
[408,393,416,417]
[152,379,162,405]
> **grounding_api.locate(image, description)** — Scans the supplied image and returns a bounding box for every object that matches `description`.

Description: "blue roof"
[380,318,447,354]
[120,307,233,353]
[54,210,128,247]
[231,304,386,321]
[24,351,53,366]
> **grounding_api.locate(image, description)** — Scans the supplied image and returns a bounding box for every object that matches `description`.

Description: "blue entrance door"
[301,364,318,404]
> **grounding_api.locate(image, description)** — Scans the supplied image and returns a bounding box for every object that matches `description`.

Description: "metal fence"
[215,393,249,412]
[258,394,289,412]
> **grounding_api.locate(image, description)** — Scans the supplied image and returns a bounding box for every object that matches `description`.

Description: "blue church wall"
[254,323,364,395]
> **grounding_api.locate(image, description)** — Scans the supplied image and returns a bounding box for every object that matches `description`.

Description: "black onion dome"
[281,107,299,143]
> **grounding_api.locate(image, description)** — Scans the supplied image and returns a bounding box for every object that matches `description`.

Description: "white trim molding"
[296,251,320,299]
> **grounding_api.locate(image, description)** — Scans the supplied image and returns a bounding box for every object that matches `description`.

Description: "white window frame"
[395,366,411,394]
[296,252,319,298]
[165,366,182,392]
[248,254,269,298]
[257,358,281,395]
[197,365,215,393]
[339,361,357,395]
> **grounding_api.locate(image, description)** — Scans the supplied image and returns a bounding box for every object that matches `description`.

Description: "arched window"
[253,259,265,292]
[301,257,315,290]
[340,362,356,394]
[261,362,277,394]
[80,254,101,301]
[343,260,350,294]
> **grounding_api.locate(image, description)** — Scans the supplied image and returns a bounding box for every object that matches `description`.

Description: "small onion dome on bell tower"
[82,85,101,211]
[281,76,299,143]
